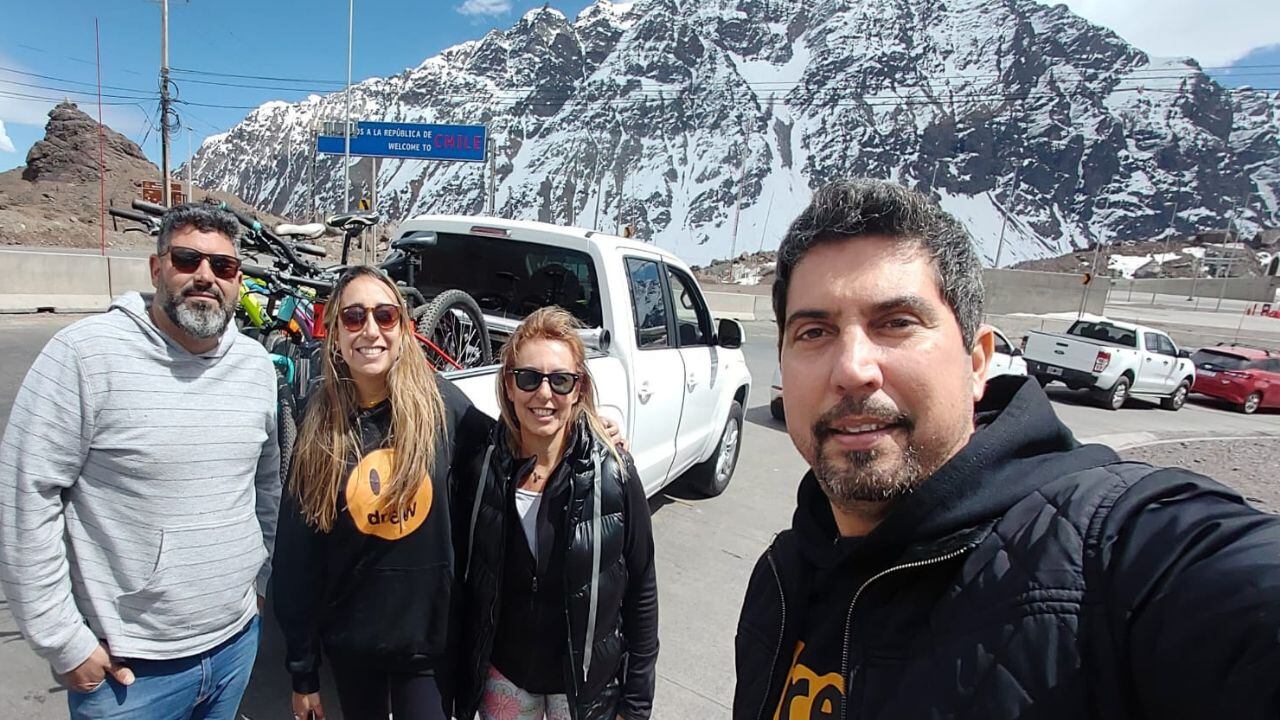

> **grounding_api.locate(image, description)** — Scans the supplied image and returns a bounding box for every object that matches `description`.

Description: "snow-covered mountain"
[188,0,1280,267]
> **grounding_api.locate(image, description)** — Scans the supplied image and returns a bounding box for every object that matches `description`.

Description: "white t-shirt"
[514,487,543,556]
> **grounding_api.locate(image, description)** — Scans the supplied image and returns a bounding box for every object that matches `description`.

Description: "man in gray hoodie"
[0,203,281,719]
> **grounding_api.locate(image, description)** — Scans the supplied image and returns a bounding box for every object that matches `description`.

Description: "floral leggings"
[480,665,572,720]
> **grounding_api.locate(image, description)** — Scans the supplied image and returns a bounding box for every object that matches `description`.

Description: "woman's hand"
[601,416,628,451]
[292,691,326,719]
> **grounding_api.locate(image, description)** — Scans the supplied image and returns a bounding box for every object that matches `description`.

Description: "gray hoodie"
[0,292,280,673]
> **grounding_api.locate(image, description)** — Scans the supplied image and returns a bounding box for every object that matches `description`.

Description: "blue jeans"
[68,616,260,720]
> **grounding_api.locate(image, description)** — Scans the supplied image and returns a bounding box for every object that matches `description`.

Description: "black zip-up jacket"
[735,375,1280,720]
[456,418,659,720]
[273,378,490,696]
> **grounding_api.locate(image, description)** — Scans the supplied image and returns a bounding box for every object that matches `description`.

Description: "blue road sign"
[316,121,487,162]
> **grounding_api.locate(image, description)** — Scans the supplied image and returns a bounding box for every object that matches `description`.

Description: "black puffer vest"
[457,418,631,720]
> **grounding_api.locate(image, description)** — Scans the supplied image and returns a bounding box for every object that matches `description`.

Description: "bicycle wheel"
[412,289,492,371]
[275,369,298,484]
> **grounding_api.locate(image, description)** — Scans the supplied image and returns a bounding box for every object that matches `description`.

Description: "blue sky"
[0,0,1275,172]
[0,0,593,170]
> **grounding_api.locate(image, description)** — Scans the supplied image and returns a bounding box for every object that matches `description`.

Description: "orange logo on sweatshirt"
[774,642,844,720]
[345,449,432,539]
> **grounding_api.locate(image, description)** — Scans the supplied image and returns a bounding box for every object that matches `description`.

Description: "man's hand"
[601,416,628,452]
[292,691,326,719]
[59,642,134,693]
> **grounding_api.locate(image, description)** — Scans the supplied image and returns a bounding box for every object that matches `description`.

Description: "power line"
[0,89,150,106]
[0,65,155,94]
[0,77,156,102]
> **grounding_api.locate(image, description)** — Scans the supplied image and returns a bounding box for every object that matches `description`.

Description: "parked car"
[1190,343,1280,414]
[1023,316,1195,411]
[767,325,1025,423]
[388,215,753,497]
[988,327,1028,379]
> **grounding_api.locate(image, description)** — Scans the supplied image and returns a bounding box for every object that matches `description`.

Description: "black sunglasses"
[510,368,581,395]
[165,246,242,280]
[339,304,401,332]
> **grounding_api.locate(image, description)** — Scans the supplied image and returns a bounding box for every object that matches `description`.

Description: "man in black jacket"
[735,178,1280,720]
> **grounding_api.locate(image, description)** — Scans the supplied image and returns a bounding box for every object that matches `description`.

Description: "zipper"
[838,544,976,720]
[755,550,788,720]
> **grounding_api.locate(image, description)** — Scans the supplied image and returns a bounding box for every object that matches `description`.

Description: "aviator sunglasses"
[339,304,402,332]
[164,247,242,280]
[510,368,581,395]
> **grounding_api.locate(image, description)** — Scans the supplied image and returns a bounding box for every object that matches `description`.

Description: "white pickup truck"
[383,215,753,497]
[1023,316,1195,411]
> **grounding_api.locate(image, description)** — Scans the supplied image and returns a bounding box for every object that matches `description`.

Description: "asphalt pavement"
[0,314,1277,719]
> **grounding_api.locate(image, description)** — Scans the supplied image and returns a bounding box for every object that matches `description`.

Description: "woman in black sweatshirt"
[456,307,659,720]
[272,266,490,720]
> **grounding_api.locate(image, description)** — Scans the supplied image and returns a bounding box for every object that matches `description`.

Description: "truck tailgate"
[1024,333,1108,373]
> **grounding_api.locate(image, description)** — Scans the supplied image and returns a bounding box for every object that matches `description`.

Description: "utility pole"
[1154,200,1178,304]
[993,161,1021,268]
[486,137,496,215]
[728,131,748,281]
[186,127,193,201]
[160,0,172,207]
[343,0,354,213]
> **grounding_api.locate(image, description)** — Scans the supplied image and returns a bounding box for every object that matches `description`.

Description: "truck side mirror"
[717,318,744,349]
[1177,349,1191,359]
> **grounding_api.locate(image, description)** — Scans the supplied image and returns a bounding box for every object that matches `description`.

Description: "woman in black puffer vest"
[455,307,658,720]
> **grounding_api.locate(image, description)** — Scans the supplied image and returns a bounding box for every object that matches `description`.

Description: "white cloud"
[1047,0,1280,66]
[0,120,14,153]
[456,0,512,17]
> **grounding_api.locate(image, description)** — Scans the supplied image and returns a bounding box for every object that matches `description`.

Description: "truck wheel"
[1099,376,1130,411]
[688,400,743,498]
[1240,392,1262,415]
[1160,380,1190,411]
[770,397,785,422]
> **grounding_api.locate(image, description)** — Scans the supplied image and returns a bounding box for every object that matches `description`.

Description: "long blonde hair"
[289,266,447,531]
[497,306,619,463]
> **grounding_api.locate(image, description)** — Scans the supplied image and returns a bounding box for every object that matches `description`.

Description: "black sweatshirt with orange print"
[272,378,492,695]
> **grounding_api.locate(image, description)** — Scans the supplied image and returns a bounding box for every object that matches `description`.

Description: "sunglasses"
[339,303,402,332]
[510,368,581,395]
[165,247,242,280]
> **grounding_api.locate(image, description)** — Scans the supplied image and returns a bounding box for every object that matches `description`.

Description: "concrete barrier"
[703,291,757,320]
[0,250,154,313]
[0,250,114,312]
[701,268,1109,320]
[982,268,1109,316]
[1111,276,1280,302]
[108,256,153,296]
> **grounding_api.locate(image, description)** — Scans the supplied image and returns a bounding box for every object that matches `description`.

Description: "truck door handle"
[686,374,698,392]
[638,382,652,404]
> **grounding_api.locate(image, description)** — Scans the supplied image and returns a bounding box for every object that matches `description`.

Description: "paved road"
[0,314,1277,719]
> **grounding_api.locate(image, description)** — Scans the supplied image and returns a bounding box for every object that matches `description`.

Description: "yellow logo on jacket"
[774,642,844,720]
[345,449,432,540]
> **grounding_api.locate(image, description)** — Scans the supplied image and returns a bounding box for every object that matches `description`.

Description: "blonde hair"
[497,306,619,463]
[289,266,447,532]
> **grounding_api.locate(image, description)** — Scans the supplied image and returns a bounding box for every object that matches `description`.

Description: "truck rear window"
[392,231,602,327]
[1066,321,1137,347]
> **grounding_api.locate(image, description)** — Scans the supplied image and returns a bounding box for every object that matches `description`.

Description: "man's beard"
[160,282,233,339]
[810,396,946,509]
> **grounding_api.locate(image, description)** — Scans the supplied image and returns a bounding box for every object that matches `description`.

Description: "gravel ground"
[1121,438,1280,513]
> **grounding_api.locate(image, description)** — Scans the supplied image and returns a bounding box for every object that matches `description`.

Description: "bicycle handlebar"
[293,243,327,258]
[241,263,271,280]
[130,199,167,217]
[108,207,158,226]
